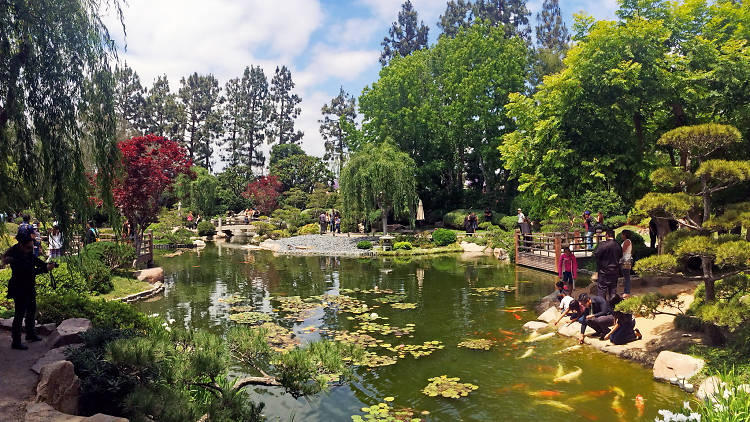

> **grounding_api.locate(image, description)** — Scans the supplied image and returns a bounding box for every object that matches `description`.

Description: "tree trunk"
[701,176,711,224]
[655,218,671,255]
[381,206,388,235]
[702,257,715,302]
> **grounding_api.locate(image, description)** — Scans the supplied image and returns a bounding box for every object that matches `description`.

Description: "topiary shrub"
[81,241,136,271]
[432,228,457,246]
[499,215,519,231]
[298,223,320,235]
[270,229,290,239]
[604,215,627,229]
[356,241,373,250]
[253,221,276,237]
[443,210,468,229]
[393,241,412,250]
[478,222,493,230]
[197,221,215,236]
[36,292,155,331]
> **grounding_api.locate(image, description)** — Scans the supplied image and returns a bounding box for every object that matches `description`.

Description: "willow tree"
[0,0,122,237]
[635,124,750,302]
[340,141,417,234]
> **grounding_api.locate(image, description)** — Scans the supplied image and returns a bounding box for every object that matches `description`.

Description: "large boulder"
[537,307,561,323]
[46,318,91,348]
[493,248,509,261]
[135,267,164,284]
[653,351,705,382]
[459,241,485,253]
[36,323,57,336]
[25,402,128,422]
[696,376,723,402]
[522,321,549,331]
[35,361,80,415]
[32,345,82,375]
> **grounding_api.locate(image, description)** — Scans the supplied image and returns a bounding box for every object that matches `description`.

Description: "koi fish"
[498,329,517,336]
[579,410,599,421]
[513,313,522,320]
[528,390,563,398]
[612,396,626,420]
[553,366,583,383]
[535,400,574,412]
[610,386,625,397]
[555,345,582,354]
[635,394,645,417]
[192,265,200,267]
[519,347,535,359]
[526,332,555,342]
[584,390,611,397]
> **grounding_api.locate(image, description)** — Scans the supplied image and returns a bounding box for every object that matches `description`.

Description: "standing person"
[464,213,475,234]
[32,220,42,258]
[329,210,336,233]
[2,232,56,349]
[620,230,633,295]
[470,212,478,233]
[594,229,623,300]
[186,211,194,229]
[335,214,341,234]
[517,208,526,230]
[48,223,63,260]
[582,211,594,250]
[520,217,532,251]
[84,221,98,245]
[319,212,327,234]
[558,246,578,293]
[597,211,604,226]
[484,208,493,224]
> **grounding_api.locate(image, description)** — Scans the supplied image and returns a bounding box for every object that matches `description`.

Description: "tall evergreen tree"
[380,0,430,66]
[319,87,356,175]
[437,0,531,41]
[438,0,472,38]
[222,77,244,168]
[114,63,146,135]
[530,0,570,85]
[240,66,269,170]
[178,73,223,170]
[144,75,184,142]
[268,66,303,145]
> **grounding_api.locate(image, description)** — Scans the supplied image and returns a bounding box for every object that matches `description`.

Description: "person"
[2,232,56,349]
[464,214,475,234]
[48,223,63,260]
[470,212,478,232]
[597,211,604,227]
[186,211,194,229]
[620,230,633,295]
[319,212,327,234]
[122,219,131,241]
[553,298,581,326]
[84,221,98,245]
[335,214,341,234]
[558,246,578,293]
[484,208,493,223]
[32,220,42,258]
[253,208,260,219]
[555,281,570,301]
[604,309,642,345]
[582,211,594,250]
[520,216,532,251]
[196,214,202,225]
[576,293,613,343]
[517,208,526,230]
[594,229,623,300]
[329,210,336,233]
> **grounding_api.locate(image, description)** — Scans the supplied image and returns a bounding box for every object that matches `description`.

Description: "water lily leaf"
[391,302,418,310]
[421,375,478,399]
[228,311,272,325]
[457,338,495,351]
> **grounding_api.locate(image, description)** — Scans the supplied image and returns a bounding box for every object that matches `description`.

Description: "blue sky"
[106,0,619,163]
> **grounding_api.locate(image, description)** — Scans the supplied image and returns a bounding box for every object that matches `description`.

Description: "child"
[604,310,642,345]
[335,215,341,234]
[553,299,583,326]
[558,246,578,293]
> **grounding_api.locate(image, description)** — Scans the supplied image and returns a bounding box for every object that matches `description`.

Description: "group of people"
[318,210,341,234]
[554,292,642,346]
[463,212,479,234]
[185,211,202,229]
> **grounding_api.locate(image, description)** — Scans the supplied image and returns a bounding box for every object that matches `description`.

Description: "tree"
[222,66,268,172]
[113,135,192,254]
[271,154,332,193]
[319,87,357,175]
[178,73,223,170]
[114,63,146,135]
[340,141,417,234]
[190,167,221,217]
[217,165,253,212]
[269,143,305,167]
[530,0,570,85]
[634,124,750,302]
[379,0,430,66]
[437,0,531,40]
[0,0,123,239]
[144,75,184,142]
[268,66,303,145]
[243,176,282,215]
[438,0,472,38]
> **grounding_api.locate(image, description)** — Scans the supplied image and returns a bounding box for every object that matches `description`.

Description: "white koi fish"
[526,332,555,342]
[555,345,582,354]
[553,366,583,383]
[535,400,574,412]
[519,347,535,359]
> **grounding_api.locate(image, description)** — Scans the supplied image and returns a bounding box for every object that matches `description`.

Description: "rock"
[35,361,80,415]
[32,345,82,374]
[459,241,486,253]
[193,239,206,247]
[696,376,722,401]
[259,239,281,252]
[523,321,549,331]
[1,317,12,330]
[25,402,128,422]
[36,323,57,336]
[135,267,164,284]
[537,307,561,323]
[536,292,560,314]
[653,351,705,382]
[46,318,91,348]
[493,248,508,261]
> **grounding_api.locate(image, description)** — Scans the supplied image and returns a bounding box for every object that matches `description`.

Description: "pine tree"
[438,0,472,38]
[437,0,531,41]
[268,66,303,146]
[222,66,268,172]
[114,63,146,135]
[222,77,244,167]
[144,75,184,142]
[178,73,223,170]
[530,0,570,85]
[319,87,356,175]
[380,0,430,66]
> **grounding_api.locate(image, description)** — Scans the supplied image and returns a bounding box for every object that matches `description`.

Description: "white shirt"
[49,232,63,249]
[517,212,525,223]
[559,295,574,311]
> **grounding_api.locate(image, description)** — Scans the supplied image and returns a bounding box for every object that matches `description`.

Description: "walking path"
[0,330,52,422]
[255,234,380,256]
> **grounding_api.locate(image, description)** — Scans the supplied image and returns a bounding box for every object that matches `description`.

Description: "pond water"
[136,243,685,421]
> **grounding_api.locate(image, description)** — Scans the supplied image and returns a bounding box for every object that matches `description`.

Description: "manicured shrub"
[499,215,519,231]
[576,190,628,216]
[478,222,493,230]
[469,237,487,246]
[432,228,457,246]
[36,292,155,331]
[442,209,468,229]
[298,223,320,235]
[604,215,627,229]
[300,208,326,224]
[356,241,373,250]
[253,221,276,237]
[270,229,290,239]
[197,221,215,236]
[172,228,194,244]
[81,241,136,271]
[393,241,412,250]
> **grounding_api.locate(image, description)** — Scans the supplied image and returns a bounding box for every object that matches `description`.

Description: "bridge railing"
[514,230,605,272]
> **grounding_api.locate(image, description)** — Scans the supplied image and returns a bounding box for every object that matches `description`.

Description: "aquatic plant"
[375,294,407,303]
[218,294,248,304]
[381,341,444,358]
[358,322,415,337]
[228,312,273,324]
[355,351,398,367]
[390,302,418,310]
[457,339,494,350]
[229,305,255,312]
[333,330,382,348]
[421,375,478,399]
[351,400,423,422]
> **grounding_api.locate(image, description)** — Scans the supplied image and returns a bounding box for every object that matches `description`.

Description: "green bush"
[432,228,457,246]
[37,292,155,331]
[478,222,493,230]
[604,214,627,229]
[576,190,628,216]
[469,237,487,246]
[298,223,320,235]
[443,210,468,229]
[484,227,515,262]
[253,221,276,237]
[393,241,412,250]
[271,207,306,229]
[490,213,507,226]
[629,230,656,262]
[172,228,194,245]
[674,314,704,332]
[300,208,326,225]
[498,215,519,231]
[197,221,215,236]
[81,241,136,271]
[270,229,290,239]
[356,241,373,250]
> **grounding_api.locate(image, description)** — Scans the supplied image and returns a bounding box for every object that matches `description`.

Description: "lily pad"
[469,286,515,297]
[421,375,478,399]
[355,351,398,367]
[333,330,382,348]
[390,302,418,310]
[257,322,299,353]
[229,305,255,312]
[358,321,415,337]
[457,339,495,350]
[228,311,272,325]
[381,341,444,359]
[374,294,407,304]
[350,401,421,422]
[218,294,248,304]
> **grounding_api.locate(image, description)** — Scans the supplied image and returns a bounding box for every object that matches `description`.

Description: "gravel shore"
[262,234,380,256]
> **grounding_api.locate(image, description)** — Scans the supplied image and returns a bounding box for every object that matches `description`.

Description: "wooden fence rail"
[515,230,605,273]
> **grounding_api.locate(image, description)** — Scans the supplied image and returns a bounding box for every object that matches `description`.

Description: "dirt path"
[0,330,51,422]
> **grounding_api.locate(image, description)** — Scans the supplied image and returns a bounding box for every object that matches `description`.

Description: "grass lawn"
[98,276,153,301]
[379,243,462,256]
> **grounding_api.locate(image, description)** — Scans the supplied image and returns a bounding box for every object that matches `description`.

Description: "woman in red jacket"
[558,246,578,293]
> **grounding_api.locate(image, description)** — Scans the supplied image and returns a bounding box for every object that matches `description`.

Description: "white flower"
[688,413,700,421]
[683,401,692,411]
[722,388,732,399]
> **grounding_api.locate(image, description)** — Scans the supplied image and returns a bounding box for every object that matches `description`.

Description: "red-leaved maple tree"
[242,175,281,215]
[113,134,192,252]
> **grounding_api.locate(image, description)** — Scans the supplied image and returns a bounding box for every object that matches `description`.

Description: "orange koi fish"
[528,390,563,398]
[584,390,611,397]
[513,313,522,320]
[498,329,517,336]
[634,394,645,417]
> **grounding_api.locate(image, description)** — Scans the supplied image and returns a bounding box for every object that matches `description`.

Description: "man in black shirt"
[576,293,614,343]
[594,229,623,300]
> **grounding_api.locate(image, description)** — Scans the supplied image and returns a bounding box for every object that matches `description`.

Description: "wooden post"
[554,233,561,274]
[514,229,519,263]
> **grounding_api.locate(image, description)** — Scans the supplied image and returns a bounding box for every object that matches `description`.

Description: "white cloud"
[357,0,446,24]
[326,17,381,46]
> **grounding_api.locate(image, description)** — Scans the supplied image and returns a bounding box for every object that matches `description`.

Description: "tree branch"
[234,376,282,390]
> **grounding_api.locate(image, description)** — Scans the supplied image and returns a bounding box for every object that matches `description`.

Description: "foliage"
[268,66,303,145]
[197,221,215,237]
[457,339,494,350]
[220,66,268,172]
[498,215,520,231]
[270,152,332,193]
[243,175,282,215]
[271,207,306,232]
[443,209,484,229]
[36,292,155,331]
[421,375,478,399]
[604,215,627,229]
[149,222,193,245]
[177,73,223,170]
[438,0,531,40]
[340,142,417,234]
[655,370,750,422]
[319,87,357,174]
[80,241,136,271]
[189,167,221,217]
[299,223,321,236]
[615,293,686,318]
[478,222,493,230]
[634,254,678,276]
[280,187,308,209]
[393,241,412,250]
[379,0,429,66]
[351,400,422,422]
[357,241,373,250]
[689,276,750,330]
[576,191,628,217]
[253,222,276,237]
[432,228,457,247]
[307,185,339,209]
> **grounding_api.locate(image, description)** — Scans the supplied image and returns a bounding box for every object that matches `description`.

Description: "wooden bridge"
[514,230,605,273]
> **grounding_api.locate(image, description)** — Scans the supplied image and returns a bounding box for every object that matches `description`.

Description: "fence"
[514,230,604,273]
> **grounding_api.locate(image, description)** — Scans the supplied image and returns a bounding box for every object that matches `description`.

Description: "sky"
[104,0,619,166]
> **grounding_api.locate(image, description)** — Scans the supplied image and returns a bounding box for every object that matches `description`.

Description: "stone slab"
[537,307,561,323]
[653,351,705,382]
[32,345,82,375]
[46,318,91,348]
[522,321,549,332]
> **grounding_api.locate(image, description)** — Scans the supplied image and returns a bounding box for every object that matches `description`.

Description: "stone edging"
[114,282,165,303]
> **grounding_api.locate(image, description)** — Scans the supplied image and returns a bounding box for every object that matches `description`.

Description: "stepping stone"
[653,351,705,382]
[537,307,561,323]
[46,318,91,348]
[32,345,82,374]
[523,321,549,331]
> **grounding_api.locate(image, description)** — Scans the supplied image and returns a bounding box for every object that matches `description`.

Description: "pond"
[136,243,685,421]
